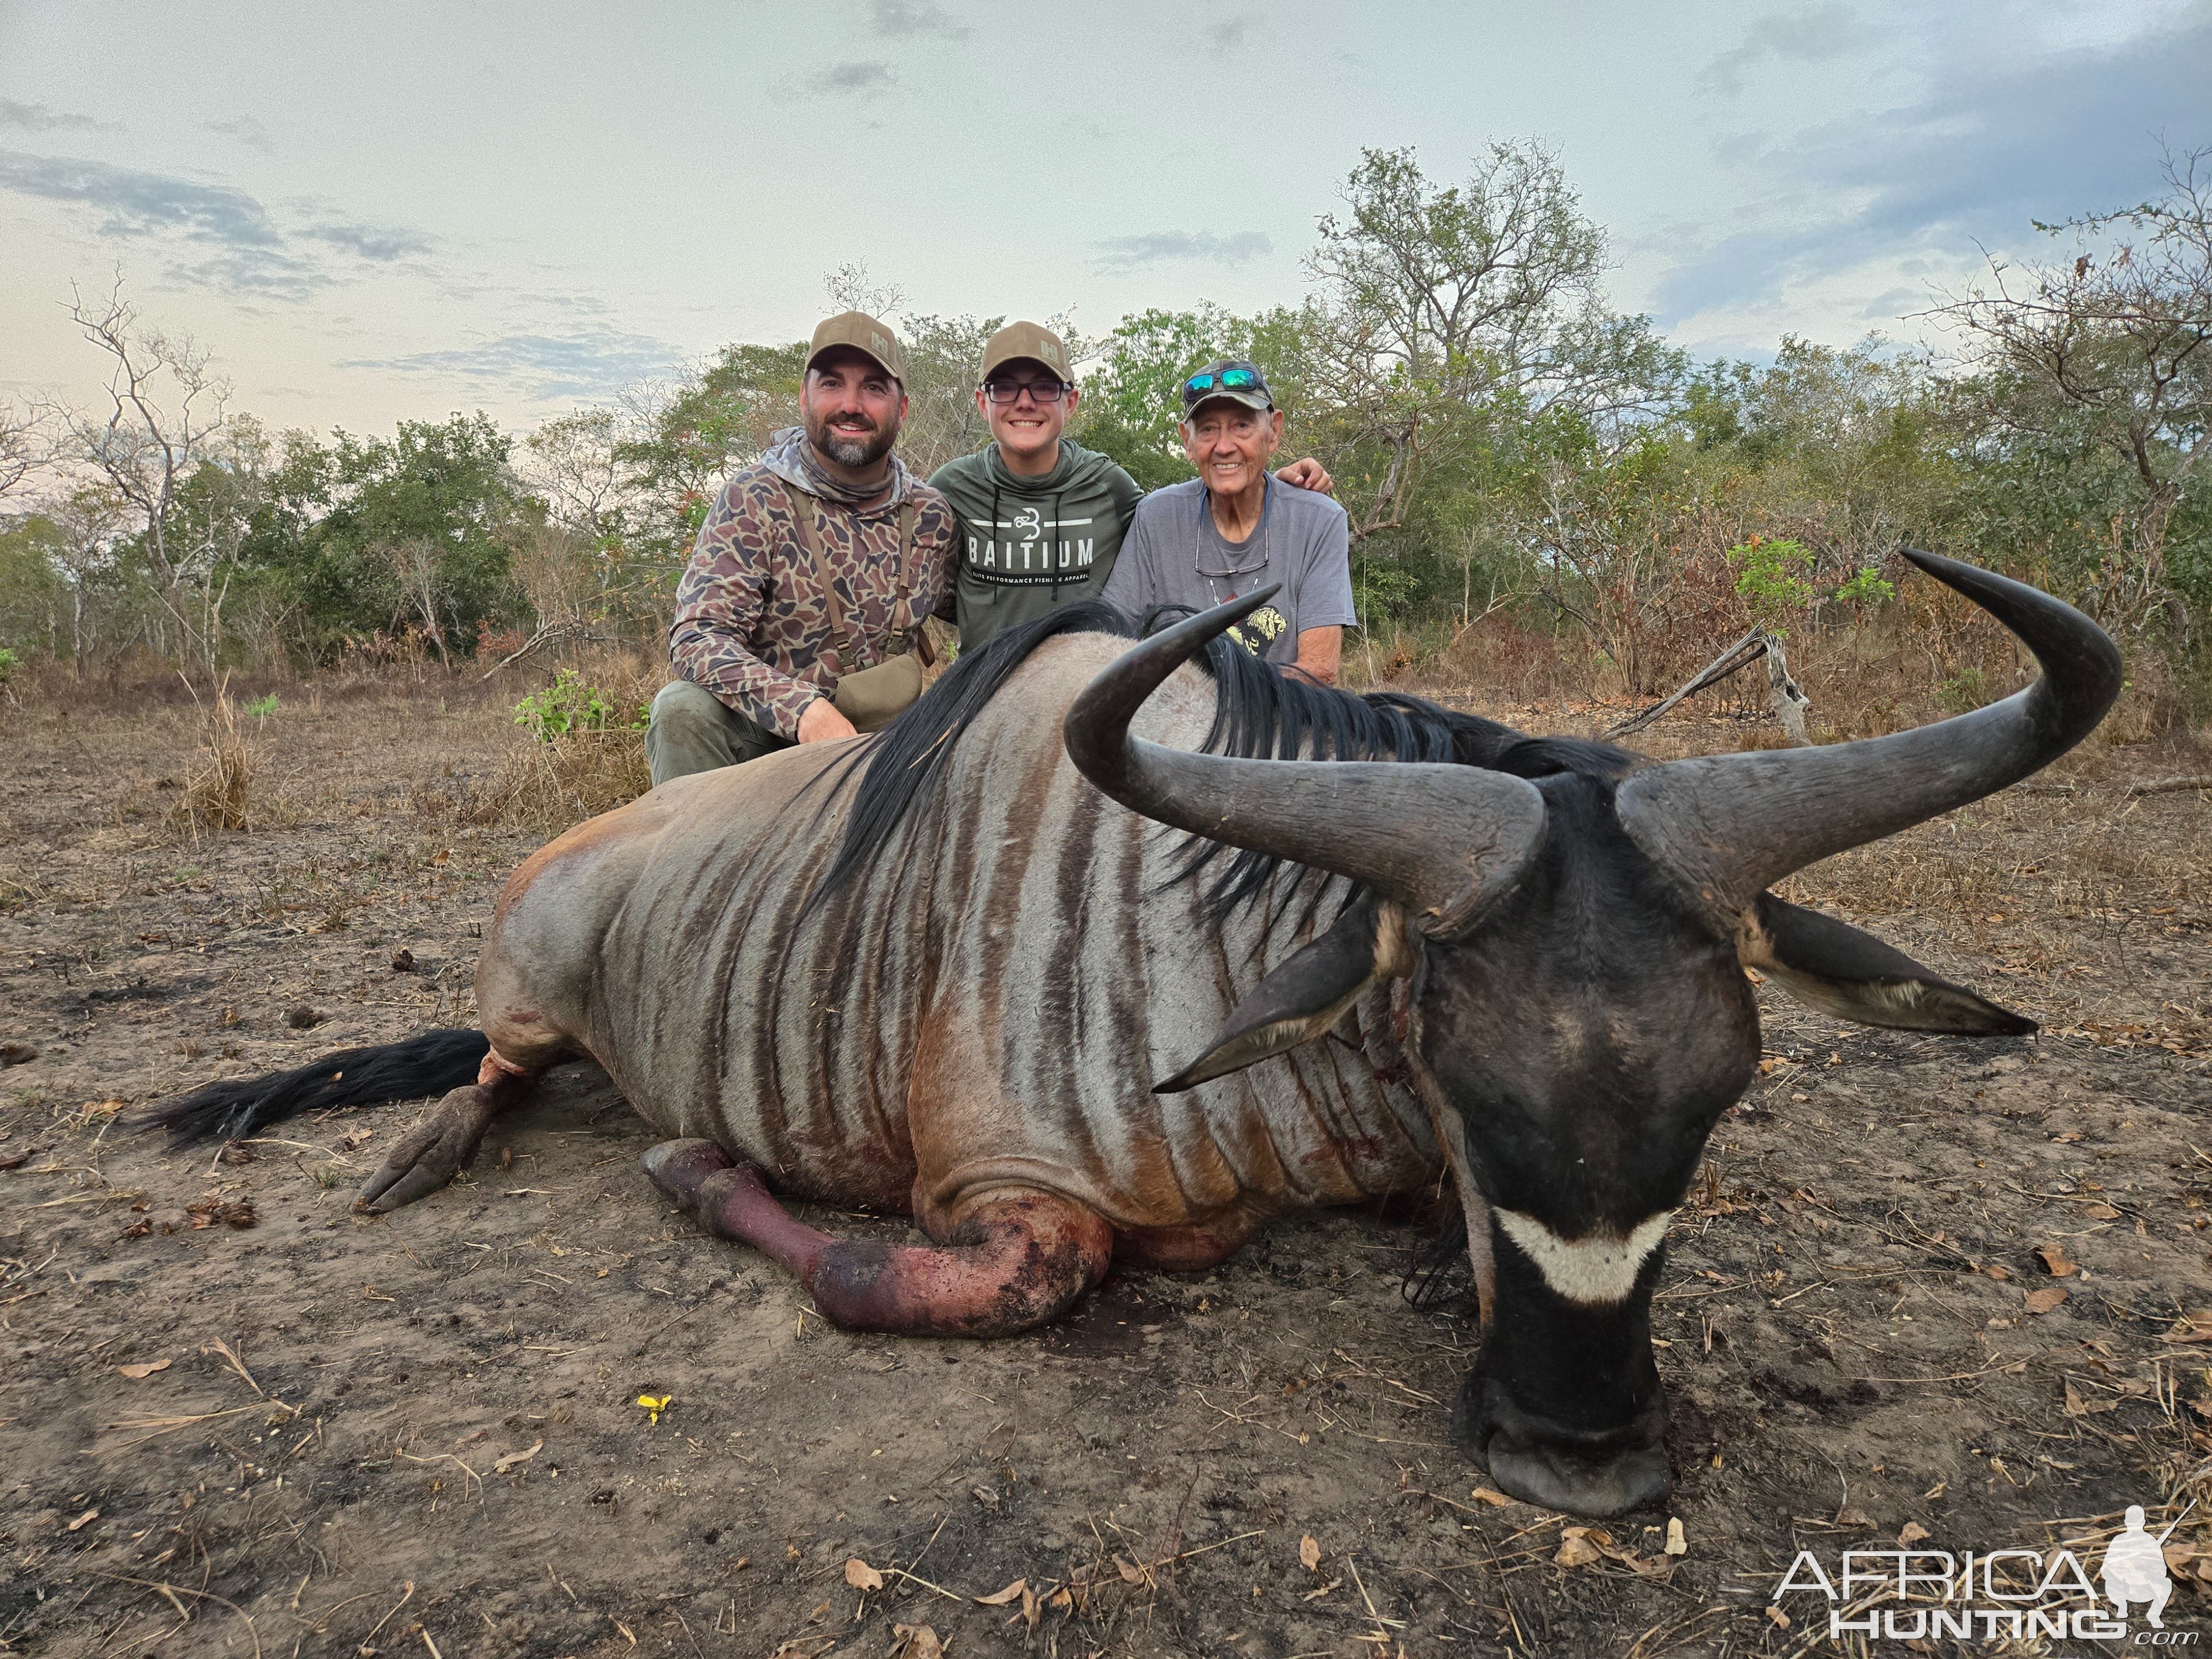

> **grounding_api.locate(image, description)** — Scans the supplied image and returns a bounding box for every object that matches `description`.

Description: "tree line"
[2,140,2206,705]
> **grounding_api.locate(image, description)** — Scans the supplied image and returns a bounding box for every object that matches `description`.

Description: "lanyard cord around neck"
[1197,477,1271,601]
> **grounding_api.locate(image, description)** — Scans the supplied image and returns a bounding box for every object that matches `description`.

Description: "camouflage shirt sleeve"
[668,472,823,738]
[669,471,963,739]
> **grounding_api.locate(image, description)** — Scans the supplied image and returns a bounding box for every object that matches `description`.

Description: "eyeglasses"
[1185,367,1261,396]
[982,380,1070,404]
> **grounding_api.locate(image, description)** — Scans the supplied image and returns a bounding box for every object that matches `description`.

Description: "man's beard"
[806,408,900,470]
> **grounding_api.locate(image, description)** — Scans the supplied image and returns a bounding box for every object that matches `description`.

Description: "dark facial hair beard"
[806,403,900,471]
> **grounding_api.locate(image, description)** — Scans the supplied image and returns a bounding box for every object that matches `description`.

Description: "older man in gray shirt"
[1099,359,1355,684]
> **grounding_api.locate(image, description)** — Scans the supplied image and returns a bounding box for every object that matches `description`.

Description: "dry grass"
[447,649,666,834]
[466,729,653,834]
[166,681,257,838]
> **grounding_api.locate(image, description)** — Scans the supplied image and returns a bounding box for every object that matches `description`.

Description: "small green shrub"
[513,669,649,744]
[1939,666,1988,712]
[246,692,280,718]
[1833,566,1897,607]
[0,646,18,686]
[1725,536,1815,628]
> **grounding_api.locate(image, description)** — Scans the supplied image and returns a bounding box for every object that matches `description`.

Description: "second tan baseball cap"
[979,320,1070,385]
[807,311,906,382]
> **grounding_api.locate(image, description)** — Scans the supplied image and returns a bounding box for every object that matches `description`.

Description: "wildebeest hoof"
[354,1084,495,1214]
[641,1138,735,1209]
[1456,1376,1673,1517]
[1483,1432,1672,1518]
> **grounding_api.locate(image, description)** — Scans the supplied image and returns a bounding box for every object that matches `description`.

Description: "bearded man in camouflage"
[646,311,959,785]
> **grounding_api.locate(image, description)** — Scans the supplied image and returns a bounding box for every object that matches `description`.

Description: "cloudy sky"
[2,0,2206,435]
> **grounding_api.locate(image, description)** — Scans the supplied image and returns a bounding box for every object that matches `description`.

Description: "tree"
[1299,144,1684,544]
[56,278,232,671]
[259,414,525,657]
[0,399,43,502]
[1935,145,2212,634]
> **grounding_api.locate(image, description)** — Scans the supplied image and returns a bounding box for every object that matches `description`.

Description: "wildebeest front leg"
[643,1140,1113,1337]
[355,1052,538,1215]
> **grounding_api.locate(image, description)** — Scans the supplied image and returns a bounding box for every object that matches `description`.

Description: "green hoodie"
[928,440,1144,649]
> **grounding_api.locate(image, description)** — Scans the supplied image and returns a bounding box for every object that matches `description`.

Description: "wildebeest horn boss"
[144,547,2119,1516]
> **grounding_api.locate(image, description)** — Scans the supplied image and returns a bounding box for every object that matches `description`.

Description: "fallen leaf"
[890,1625,942,1659]
[2162,1312,2212,1344]
[1469,1486,1512,1507]
[1980,1263,2012,1282]
[1299,1533,1321,1572]
[1836,1506,1872,1527]
[1898,1522,1930,1546]
[1022,1584,1039,1628]
[493,1437,543,1474]
[2083,1202,2121,1220]
[974,1578,1026,1606]
[1047,1588,1072,1610]
[844,1557,884,1592]
[117,1359,172,1379]
[2024,1286,2069,1315]
[65,1507,99,1531]
[1664,1517,1687,1556]
[1113,1554,1143,1584]
[1767,1605,1792,1630]
[2035,1244,2078,1278]
[1555,1532,1604,1568]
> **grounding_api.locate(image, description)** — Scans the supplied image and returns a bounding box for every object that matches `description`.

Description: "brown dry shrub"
[470,731,651,835]
[169,684,257,838]
[462,650,667,835]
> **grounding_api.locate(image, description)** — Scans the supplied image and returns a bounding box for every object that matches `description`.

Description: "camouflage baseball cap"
[807,311,906,382]
[979,320,1070,385]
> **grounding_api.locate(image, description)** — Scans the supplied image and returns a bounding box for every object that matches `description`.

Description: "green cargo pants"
[645,679,794,786]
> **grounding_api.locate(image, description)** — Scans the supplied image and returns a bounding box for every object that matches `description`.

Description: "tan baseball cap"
[979,320,1070,385]
[807,311,906,382]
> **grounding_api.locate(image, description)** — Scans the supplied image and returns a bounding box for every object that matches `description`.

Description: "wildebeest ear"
[1156,899,1419,1093]
[1738,892,2036,1036]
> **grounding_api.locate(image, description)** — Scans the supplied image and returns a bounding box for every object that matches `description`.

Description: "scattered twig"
[86,1572,260,1658]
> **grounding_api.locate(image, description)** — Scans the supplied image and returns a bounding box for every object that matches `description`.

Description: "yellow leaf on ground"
[2025,1286,2069,1315]
[844,1557,884,1592]
[2035,1244,2078,1277]
[975,1578,1026,1606]
[1555,1533,1603,1568]
[117,1359,171,1379]
[1898,1522,1930,1546]
[493,1437,543,1474]
[1299,1533,1321,1572]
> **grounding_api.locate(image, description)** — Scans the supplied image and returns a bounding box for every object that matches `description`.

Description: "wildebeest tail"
[140,1027,491,1145]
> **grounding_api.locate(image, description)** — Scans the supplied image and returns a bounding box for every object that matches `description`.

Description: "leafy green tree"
[253,413,524,656]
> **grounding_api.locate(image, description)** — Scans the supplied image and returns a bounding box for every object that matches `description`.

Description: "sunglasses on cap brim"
[1185,368,1261,395]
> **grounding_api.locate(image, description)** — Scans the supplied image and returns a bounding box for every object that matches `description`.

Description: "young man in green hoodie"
[930,322,1329,649]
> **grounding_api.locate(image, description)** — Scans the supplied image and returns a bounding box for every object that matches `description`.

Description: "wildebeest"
[151,548,2118,1515]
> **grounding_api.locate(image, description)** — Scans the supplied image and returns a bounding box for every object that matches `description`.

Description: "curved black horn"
[1615,549,2122,924]
[1065,588,1545,936]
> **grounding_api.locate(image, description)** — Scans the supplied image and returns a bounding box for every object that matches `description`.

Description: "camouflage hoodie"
[928,440,1144,649]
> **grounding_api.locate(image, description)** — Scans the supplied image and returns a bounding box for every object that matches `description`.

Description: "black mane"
[807,602,1635,922]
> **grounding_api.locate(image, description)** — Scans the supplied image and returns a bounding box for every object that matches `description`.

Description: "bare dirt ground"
[3,672,2210,1658]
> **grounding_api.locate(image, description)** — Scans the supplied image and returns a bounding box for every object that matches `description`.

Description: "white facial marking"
[1494,1209,1673,1306]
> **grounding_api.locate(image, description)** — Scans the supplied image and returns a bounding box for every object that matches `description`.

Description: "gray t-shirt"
[1100,478,1356,664]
